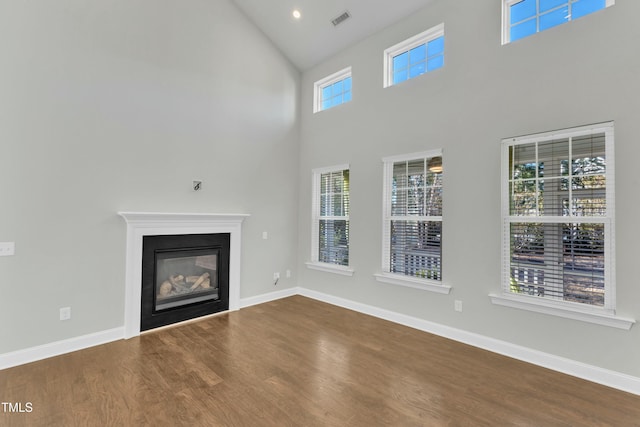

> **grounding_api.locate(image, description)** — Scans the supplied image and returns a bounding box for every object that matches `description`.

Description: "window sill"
[489,293,635,330]
[374,273,451,294]
[305,262,355,277]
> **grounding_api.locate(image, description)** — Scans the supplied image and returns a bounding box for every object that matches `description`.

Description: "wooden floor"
[1,296,639,426]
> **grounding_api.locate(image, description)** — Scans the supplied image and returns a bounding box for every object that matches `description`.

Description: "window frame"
[313,67,352,114]
[306,164,354,276]
[383,23,445,89]
[491,122,634,330]
[374,150,451,294]
[501,0,615,44]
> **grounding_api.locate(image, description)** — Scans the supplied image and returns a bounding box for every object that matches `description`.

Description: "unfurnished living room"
[1,0,640,425]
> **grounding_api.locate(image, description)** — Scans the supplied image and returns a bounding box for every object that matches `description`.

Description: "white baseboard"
[297,287,640,396]
[0,287,299,371]
[0,327,125,371]
[239,287,298,308]
[3,287,639,397]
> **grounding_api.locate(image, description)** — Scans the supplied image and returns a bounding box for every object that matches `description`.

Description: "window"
[491,122,636,328]
[383,23,444,88]
[503,0,614,43]
[306,165,353,276]
[313,67,352,113]
[375,151,449,294]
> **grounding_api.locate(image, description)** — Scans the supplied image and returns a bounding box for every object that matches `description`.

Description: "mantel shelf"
[119,212,250,224]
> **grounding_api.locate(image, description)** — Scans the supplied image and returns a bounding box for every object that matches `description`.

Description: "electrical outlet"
[60,307,71,321]
[286,270,291,278]
[454,300,463,313]
[262,232,268,240]
[273,272,280,280]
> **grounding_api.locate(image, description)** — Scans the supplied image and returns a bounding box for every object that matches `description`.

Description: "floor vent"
[331,11,351,27]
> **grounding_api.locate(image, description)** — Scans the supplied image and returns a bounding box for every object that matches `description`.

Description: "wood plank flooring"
[1,295,639,426]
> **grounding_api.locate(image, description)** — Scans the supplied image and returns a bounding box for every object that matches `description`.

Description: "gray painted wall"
[0,0,300,353]
[298,0,640,377]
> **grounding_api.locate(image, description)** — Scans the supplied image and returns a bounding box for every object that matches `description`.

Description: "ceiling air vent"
[331,11,351,27]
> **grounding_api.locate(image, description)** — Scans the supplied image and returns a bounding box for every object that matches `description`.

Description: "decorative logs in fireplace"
[140,233,230,332]
[158,272,212,298]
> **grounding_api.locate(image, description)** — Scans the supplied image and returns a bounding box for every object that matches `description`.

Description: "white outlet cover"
[454,300,463,312]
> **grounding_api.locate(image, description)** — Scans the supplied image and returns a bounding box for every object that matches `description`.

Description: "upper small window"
[384,23,444,88]
[503,0,614,44]
[313,67,352,113]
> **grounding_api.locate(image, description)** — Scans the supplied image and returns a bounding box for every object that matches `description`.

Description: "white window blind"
[311,166,350,267]
[382,151,443,282]
[502,123,615,309]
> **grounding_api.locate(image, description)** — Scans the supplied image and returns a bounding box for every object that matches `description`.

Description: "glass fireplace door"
[155,249,220,311]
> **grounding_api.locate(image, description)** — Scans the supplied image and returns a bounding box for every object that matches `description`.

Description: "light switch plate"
[0,242,15,256]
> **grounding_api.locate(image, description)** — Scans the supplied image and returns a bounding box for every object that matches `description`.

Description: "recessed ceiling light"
[292,9,301,19]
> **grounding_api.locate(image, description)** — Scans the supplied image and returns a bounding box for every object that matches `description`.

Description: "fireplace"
[140,233,230,331]
[119,212,249,338]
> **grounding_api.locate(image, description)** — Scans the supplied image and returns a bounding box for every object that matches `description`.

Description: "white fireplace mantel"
[119,212,249,338]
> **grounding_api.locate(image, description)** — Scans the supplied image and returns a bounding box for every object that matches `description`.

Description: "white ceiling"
[231,0,436,70]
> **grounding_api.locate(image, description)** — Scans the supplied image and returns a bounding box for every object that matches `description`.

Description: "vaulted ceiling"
[231,0,436,70]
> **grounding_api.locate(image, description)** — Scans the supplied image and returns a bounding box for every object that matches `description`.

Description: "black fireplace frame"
[140,233,230,331]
